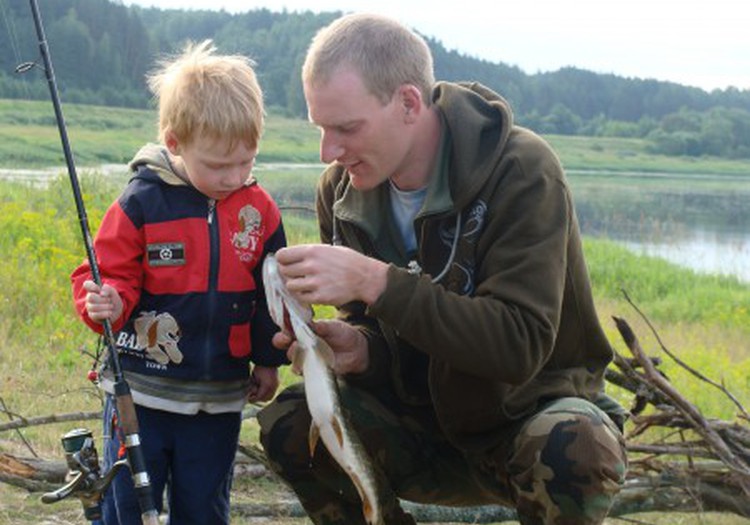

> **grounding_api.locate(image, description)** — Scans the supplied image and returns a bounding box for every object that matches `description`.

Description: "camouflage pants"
[258,382,627,525]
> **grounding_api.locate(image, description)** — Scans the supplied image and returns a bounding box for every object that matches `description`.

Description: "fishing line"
[0,0,32,99]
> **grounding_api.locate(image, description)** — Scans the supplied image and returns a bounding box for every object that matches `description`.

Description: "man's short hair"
[302,13,435,105]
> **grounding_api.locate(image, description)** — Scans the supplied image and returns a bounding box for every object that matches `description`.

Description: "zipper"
[204,198,219,377]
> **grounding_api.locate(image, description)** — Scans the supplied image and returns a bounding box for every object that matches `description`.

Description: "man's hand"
[275,244,388,306]
[82,280,124,324]
[273,319,369,376]
[313,319,369,375]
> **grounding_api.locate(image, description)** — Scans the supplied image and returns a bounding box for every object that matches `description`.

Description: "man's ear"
[164,129,180,155]
[399,84,422,122]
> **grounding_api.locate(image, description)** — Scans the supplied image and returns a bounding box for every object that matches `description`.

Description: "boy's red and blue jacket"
[71,145,287,383]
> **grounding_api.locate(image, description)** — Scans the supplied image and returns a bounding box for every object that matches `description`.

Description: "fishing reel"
[41,428,128,521]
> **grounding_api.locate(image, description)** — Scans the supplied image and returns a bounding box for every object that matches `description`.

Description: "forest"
[1,0,750,158]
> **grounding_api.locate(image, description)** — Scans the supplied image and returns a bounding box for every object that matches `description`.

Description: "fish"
[262,253,385,525]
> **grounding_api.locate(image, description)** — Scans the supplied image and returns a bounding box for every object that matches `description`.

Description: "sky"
[122,0,749,92]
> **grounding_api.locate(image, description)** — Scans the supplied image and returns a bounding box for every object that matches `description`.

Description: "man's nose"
[320,131,344,164]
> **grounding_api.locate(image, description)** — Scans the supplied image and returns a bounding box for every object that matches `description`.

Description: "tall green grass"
[0,173,746,430]
[585,238,750,330]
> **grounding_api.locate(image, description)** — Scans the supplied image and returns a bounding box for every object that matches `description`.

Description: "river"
[2,164,749,284]
[568,169,750,283]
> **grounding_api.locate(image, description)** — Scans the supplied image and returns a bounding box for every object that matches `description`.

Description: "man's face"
[304,68,411,191]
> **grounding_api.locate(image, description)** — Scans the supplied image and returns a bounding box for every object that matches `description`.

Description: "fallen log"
[0,452,66,492]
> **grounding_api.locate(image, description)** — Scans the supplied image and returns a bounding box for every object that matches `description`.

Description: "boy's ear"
[164,130,180,154]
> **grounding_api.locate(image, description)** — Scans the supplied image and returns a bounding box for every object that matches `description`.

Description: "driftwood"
[2,300,749,521]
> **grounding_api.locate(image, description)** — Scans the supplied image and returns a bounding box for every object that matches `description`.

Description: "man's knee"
[508,397,627,524]
[257,383,312,476]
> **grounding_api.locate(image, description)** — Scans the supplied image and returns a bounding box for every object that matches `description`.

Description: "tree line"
[2,0,750,158]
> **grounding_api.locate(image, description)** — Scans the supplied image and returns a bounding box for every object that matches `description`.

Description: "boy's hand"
[248,365,279,402]
[83,280,124,323]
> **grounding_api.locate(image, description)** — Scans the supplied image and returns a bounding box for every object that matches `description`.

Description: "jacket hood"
[432,81,514,208]
[128,143,186,186]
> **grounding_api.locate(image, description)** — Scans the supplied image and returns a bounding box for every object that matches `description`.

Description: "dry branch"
[610,312,750,517]
[0,411,101,432]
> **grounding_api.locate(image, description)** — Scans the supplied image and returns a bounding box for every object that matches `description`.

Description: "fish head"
[262,254,288,330]
[262,253,314,331]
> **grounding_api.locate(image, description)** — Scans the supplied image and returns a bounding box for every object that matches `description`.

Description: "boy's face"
[167,132,258,200]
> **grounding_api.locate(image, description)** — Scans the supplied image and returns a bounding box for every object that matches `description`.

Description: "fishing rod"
[16,1,159,523]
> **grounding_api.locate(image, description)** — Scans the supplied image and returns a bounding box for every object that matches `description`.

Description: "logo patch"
[147,242,185,266]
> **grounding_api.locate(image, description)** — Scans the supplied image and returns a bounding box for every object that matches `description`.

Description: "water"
[2,165,749,283]
[622,230,750,283]
[569,170,750,283]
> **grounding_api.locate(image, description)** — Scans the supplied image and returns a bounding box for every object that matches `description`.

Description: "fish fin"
[348,472,376,525]
[330,415,345,448]
[308,422,320,457]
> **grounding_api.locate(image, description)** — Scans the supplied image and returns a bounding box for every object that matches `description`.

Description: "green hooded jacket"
[315,81,619,452]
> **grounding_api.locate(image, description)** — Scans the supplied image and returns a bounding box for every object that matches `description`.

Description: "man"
[259,12,627,525]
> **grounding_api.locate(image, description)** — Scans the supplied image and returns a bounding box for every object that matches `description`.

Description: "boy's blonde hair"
[147,40,264,150]
[302,13,435,106]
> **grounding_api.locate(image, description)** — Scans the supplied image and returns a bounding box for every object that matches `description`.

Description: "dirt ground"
[0,433,746,525]
[2,471,747,525]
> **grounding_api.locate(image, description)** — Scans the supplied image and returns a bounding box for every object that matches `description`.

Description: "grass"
[546,134,750,177]
[0,175,748,525]
[3,97,750,178]
[0,99,322,169]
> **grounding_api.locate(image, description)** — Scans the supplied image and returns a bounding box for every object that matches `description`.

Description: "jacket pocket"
[229,322,251,358]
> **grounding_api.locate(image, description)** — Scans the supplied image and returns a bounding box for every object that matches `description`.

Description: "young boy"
[71,40,286,524]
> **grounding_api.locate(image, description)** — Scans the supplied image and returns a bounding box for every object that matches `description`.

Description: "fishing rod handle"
[113,381,159,524]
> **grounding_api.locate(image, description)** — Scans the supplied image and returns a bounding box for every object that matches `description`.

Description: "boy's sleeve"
[250,201,289,367]
[70,200,144,333]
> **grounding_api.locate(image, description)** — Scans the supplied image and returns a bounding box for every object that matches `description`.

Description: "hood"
[432,81,514,208]
[127,143,186,186]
